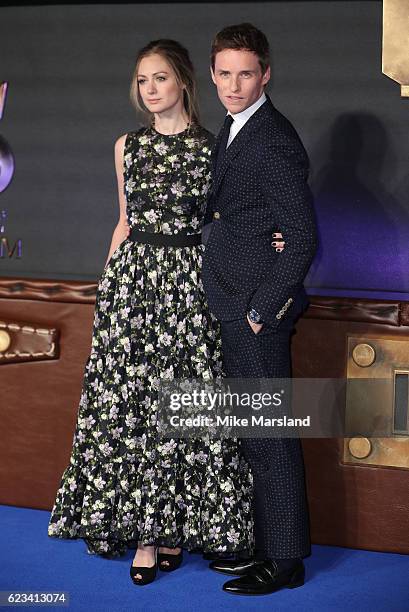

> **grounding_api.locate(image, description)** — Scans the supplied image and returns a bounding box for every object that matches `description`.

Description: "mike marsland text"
[168,415,311,428]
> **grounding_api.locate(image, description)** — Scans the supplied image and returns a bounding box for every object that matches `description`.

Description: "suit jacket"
[201,94,318,328]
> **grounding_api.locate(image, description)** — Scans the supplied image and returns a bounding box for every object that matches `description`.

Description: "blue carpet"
[1,504,408,611]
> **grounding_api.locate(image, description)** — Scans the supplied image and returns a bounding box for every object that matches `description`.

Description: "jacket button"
[213,211,220,220]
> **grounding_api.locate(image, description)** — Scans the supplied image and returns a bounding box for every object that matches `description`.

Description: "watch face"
[249,309,261,323]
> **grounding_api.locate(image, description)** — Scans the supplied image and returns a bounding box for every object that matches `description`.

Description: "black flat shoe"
[209,557,263,576]
[222,559,305,596]
[157,547,183,572]
[130,548,158,586]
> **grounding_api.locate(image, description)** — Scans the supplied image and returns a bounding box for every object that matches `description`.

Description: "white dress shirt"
[226,91,267,147]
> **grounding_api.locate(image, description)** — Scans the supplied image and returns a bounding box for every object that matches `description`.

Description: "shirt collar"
[227,91,267,126]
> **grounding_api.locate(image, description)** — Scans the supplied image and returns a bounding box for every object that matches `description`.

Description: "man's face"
[211,48,270,115]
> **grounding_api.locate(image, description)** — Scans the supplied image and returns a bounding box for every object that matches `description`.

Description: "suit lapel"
[213,96,272,196]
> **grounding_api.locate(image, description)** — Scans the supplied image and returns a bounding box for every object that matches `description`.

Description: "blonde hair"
[130,39,200,130]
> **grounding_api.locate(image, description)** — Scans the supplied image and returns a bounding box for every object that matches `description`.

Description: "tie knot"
[224,114,234,129]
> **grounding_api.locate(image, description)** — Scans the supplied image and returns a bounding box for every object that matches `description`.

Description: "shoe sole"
[223,580,305,596]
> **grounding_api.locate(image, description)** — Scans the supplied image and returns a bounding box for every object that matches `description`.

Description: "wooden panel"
[0,294,95,510]
[292,315,409,554]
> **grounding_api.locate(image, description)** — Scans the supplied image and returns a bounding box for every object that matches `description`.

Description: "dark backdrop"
[0,1,408,298]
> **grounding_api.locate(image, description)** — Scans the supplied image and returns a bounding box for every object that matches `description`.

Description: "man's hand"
[247,314,263,334]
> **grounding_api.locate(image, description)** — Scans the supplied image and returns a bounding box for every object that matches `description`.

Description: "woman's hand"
[272,231,285,252]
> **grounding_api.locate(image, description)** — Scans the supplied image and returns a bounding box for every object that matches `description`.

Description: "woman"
[48,39,254,585]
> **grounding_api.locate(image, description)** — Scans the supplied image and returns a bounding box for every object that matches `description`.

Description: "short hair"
[210,23,270,75]
[130,39,200,128]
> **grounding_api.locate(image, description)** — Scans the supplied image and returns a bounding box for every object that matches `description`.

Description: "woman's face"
[137,53,184,115]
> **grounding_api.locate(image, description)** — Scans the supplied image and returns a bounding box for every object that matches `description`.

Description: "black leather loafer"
[209,557,263,576]
[222,559,305,596]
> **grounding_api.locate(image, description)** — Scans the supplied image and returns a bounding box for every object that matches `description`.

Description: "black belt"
[129,228,202,247]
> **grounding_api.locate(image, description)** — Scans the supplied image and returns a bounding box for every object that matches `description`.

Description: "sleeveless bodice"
[123,125,214,235]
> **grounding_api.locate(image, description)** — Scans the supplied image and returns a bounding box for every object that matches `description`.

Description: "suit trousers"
[220,317,311,559]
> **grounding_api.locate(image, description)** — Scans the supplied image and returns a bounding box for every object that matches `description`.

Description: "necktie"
[216,114,234,174]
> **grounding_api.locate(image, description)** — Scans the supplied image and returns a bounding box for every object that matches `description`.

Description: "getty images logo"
[0,81,22,259]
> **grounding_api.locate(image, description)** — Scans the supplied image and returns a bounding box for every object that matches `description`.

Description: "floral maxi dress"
[47,124,254,557]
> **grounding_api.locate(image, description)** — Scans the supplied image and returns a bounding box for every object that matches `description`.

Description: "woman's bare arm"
[104,133,130,267]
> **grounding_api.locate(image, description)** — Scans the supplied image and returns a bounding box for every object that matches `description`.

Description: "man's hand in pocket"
[247,314,263,334]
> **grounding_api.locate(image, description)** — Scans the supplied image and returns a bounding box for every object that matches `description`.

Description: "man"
[202,23,318,596]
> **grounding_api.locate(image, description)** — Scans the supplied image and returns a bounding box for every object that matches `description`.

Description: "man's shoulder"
[258,99,306,153]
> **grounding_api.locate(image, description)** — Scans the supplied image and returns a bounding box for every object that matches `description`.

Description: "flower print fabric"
[47,124,254,557]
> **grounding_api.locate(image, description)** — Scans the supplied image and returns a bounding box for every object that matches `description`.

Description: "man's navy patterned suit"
[202,93,318,560]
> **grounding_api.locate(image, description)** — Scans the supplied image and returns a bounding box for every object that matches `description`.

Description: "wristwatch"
[247,308,263,324]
